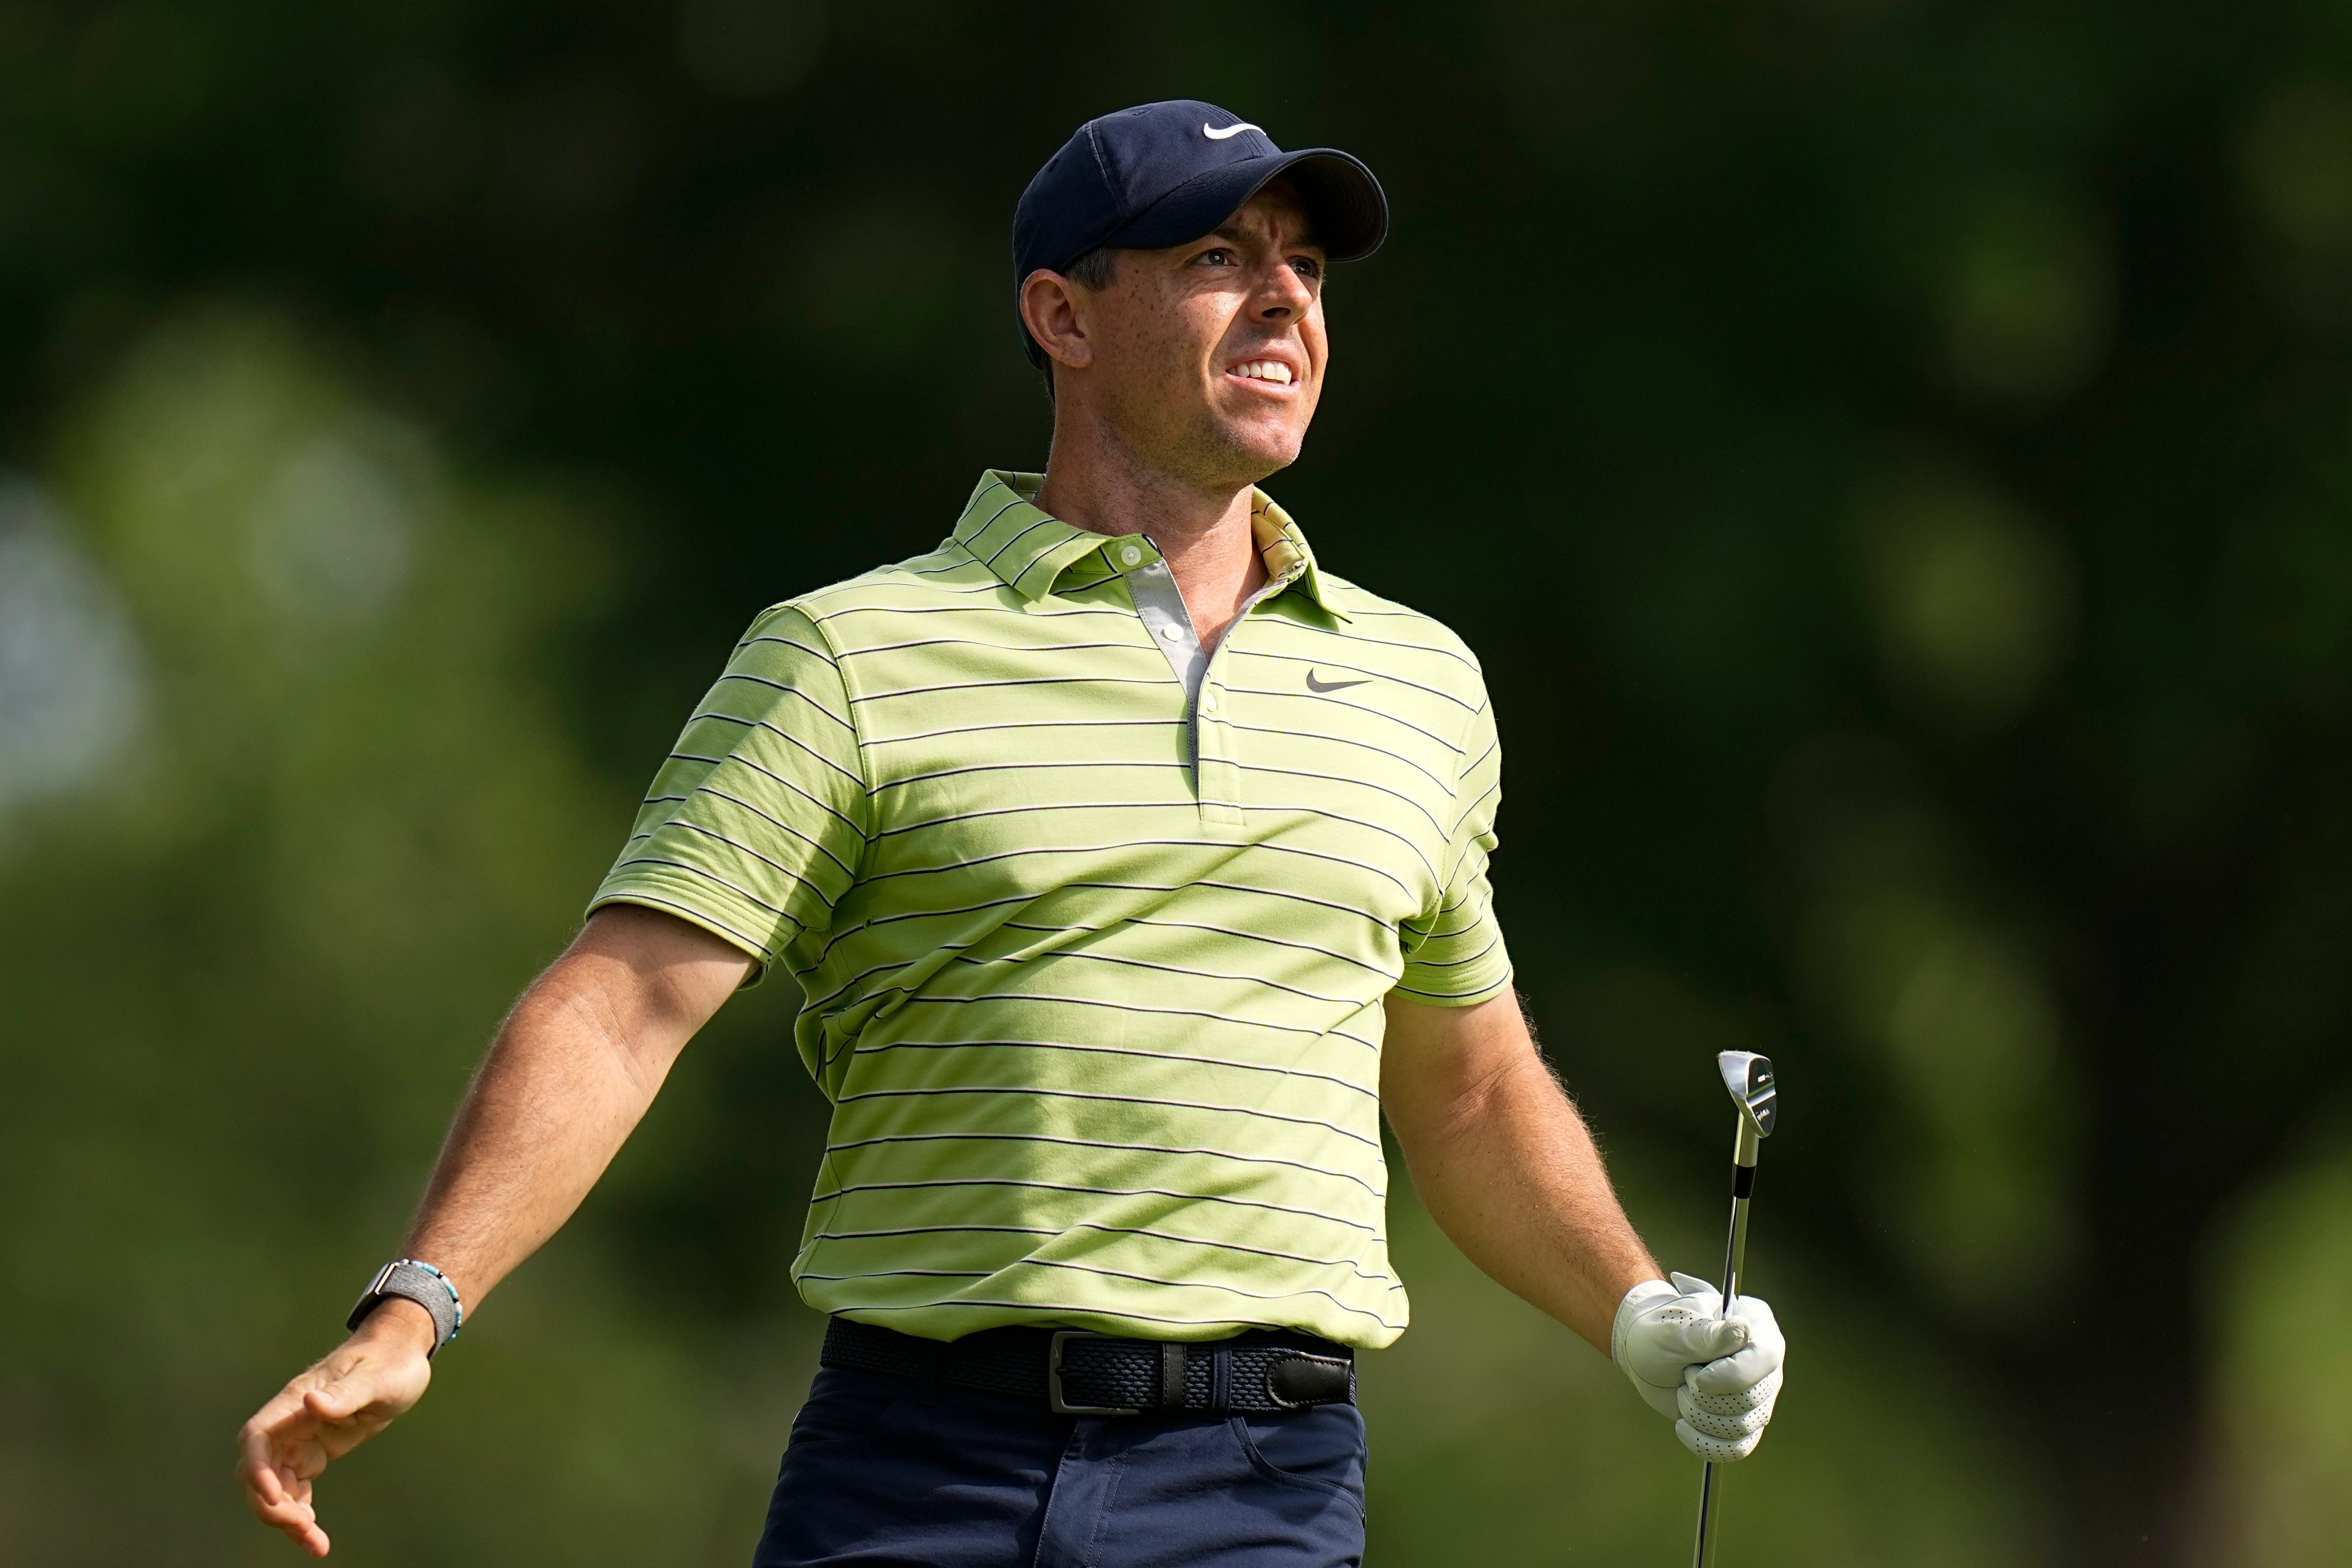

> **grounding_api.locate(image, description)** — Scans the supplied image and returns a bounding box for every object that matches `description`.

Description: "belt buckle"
[1047,1331,1141,1416]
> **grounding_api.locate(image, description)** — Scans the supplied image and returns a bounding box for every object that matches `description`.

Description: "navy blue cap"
[1013,100,1389,366]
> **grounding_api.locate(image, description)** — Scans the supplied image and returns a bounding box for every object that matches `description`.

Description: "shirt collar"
[1245,489,1346,621]
[950,470,1349,621]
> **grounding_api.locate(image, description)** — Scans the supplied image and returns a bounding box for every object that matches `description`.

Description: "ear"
[1019,268,1095,372]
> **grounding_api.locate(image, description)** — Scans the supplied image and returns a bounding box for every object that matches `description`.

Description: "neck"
[1033,407,1270,649]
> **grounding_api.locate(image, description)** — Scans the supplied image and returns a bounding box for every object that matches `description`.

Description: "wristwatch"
[347,1259,464,1357]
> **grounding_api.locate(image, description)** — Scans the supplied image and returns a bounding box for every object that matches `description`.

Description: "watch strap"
[348,1259,463,1356]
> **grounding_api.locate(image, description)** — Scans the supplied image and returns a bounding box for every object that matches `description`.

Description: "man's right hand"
[229,906,751,1554]
[235,1299,436,1557]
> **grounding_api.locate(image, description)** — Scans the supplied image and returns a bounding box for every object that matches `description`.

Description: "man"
[237,100,1786,1565]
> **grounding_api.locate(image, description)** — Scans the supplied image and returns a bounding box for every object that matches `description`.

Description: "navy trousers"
[751,1367,1368,1567]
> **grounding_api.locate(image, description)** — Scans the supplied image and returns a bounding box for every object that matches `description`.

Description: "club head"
[1717,1051,1777,1137]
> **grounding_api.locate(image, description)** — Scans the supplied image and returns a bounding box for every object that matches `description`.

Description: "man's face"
[1064,182,1328,486]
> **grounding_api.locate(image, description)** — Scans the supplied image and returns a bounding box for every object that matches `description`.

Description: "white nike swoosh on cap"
[1203,122,1262,140]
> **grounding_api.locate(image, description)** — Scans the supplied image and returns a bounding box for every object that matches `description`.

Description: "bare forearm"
[395,906,751,1312]
[1382,994,1660,1352]
[397,970,665,1309]
[235,907,746,1557]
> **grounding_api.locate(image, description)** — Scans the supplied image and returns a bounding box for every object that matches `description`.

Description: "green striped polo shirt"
[591,470,1511,1349]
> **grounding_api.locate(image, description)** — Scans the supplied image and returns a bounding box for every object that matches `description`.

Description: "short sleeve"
[1393,687,1512,1006]
[588,604,869,977]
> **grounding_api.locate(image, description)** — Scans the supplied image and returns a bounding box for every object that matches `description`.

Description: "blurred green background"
[4,3,2350,1564]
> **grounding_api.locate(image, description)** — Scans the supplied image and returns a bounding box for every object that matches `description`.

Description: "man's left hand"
[1612,1272,1786,1460]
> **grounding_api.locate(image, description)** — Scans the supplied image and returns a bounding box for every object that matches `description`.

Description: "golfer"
[237,100,1787,1566]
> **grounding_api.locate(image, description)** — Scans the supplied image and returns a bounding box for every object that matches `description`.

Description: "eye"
[1290,256,1324,282]
[1194,246,1238,267]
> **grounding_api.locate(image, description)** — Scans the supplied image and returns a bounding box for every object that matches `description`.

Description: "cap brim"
[1101,148,1389,263]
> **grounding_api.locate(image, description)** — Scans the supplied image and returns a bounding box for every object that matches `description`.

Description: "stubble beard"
[1152,384,1309,495]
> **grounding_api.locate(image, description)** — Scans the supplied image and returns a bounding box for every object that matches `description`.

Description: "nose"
[1254,260,1314,322]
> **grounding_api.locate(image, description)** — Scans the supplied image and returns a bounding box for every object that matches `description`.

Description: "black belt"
[821,1317,1356,1416]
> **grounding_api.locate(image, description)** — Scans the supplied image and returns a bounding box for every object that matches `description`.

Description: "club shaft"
[1693,1464,1721,1568]
[1691,1117,1761,1568]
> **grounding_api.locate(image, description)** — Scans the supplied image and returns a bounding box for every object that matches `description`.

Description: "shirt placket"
[1193,562,1300,831]
[1113,541,1295,830]
[1122,552,1209,700]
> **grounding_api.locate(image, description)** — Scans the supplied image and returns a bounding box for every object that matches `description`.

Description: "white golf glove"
[1611,1272,1785,1460]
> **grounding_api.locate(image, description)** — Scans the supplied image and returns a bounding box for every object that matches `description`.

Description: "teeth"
[1235,360,1293,384]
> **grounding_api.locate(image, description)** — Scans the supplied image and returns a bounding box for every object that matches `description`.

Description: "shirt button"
[1158,624,1181,641]
[1202,692,1219,713]
[1120,545,1143,567]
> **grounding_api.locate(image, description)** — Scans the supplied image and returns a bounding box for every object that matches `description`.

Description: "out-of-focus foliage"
[1,4,2348,1566]
[2210,1136,2352,1567]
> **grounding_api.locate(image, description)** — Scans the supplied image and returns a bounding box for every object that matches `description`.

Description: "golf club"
[1690,1050,1777,1568]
